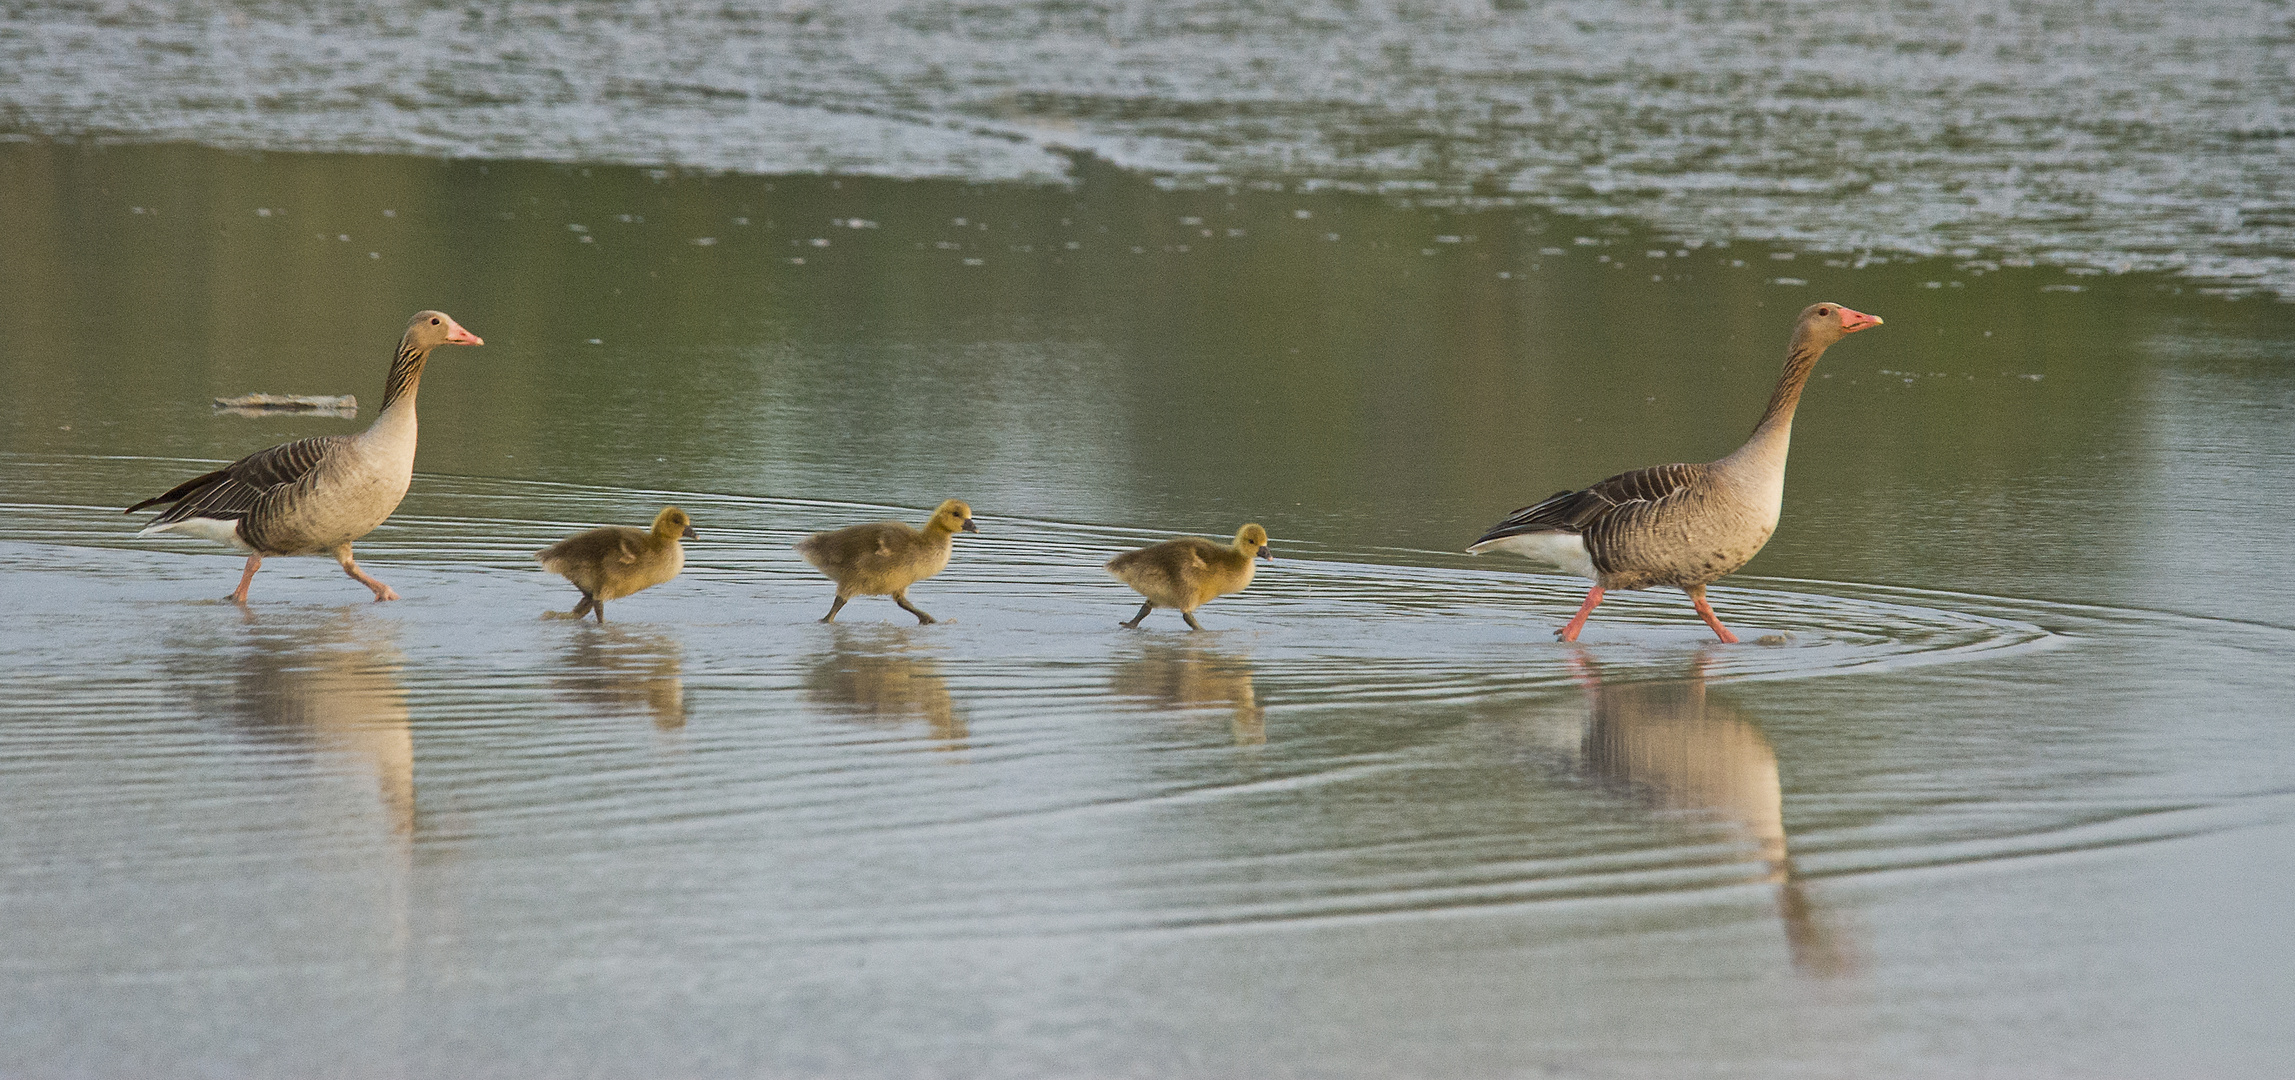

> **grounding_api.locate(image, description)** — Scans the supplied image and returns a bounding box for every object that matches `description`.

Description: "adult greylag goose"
[1468,302,1881,642]
[536,506,698,621]
[1106,523,1272,631]
[796,499,977,624]
[126,310,483,603]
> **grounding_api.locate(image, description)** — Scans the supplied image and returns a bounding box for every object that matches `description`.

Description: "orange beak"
[1838,307,1883,333]
[443,315,484,347]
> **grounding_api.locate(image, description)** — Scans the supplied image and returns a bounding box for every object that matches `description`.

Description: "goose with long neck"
[127,310,483,603]
[1468,302,1881,643]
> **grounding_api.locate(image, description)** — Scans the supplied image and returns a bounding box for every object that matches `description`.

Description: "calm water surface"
[3,140,2293,1077]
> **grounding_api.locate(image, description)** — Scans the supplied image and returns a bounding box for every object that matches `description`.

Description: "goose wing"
[1473,462,1708,545]
[127,436,347,525]
[610,528,648,566]
[840,527,903,574]
[1187,545,1214,572]
[797,521,910,575]
[1107,536,1217,592]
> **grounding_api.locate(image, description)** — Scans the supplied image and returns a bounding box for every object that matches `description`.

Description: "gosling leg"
[334,544,399,602]
[1556,586,1605,643]
[1119,601,1154,628]
[1685,584,1739,644]
[560,594,595,620]
[591,598,607,623]
[820,595,848,623]
[1182,611,1204,632]
[227,554,263,604]
[893,590,937,625]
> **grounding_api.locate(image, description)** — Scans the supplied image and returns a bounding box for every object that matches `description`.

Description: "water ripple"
[9,462,2287,943]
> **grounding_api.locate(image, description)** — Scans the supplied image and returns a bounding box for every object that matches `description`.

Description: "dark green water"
[3,140,2292,1077]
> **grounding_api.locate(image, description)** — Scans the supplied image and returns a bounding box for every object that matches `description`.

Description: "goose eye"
[1817,307,1830,316]
[430,317,440,325]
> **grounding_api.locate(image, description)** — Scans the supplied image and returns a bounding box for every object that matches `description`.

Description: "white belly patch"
[1468,531,1597,580]
[140,517,251,551]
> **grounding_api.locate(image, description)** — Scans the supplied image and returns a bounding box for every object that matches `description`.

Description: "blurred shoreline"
[4,1,2290,295]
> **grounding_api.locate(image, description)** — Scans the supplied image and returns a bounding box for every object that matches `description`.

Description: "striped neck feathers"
[379,339,430,413]
[1751,341,1822,438]
[1723,333,1830,471]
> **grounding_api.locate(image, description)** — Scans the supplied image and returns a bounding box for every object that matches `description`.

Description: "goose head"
[1236,523,1272,561]
[652,506,698,541]
[404,310,485,351]
[930,499,978,535]
[1794,302,1882,349]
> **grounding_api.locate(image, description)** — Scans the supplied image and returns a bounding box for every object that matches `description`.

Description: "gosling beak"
[681,525,698,540]
[961,519,979,533]
[1257,545,1273,561]
[1838,307,1883,333]
[443,315,484,347]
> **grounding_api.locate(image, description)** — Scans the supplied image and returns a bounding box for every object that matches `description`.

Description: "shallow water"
[4,140,2295,1076]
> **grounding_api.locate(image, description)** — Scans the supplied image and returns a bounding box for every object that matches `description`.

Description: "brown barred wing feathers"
[131,436,348,527]
[1472,463,1705,547]
[1583,462,1707,510]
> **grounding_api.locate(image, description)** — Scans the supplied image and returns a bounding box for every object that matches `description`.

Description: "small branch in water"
[212,393,358,418]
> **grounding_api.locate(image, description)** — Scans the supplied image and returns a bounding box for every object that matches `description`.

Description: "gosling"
[1106,523,1272,631]
[535,506,697,622]
[796,499,977,624]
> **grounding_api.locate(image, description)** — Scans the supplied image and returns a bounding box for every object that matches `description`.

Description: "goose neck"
[378,342,429,414]
[1757,342,1823,431]
[1715,339,1825,476]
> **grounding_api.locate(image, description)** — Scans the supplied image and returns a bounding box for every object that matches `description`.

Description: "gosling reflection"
[804,625,967,747]
[554,623,689,731]
[1109,640,1265,746]
[215,610,415,837]
[1567,658,1856,977]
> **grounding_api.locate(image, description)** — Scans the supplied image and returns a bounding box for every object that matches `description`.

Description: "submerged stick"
[212,393,358,417]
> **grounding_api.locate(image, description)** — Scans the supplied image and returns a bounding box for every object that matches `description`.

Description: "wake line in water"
[9,461,2063,695]
[2,482,2273,955]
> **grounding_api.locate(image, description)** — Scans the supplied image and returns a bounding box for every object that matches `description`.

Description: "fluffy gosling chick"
[796,499,978,624]
[1106,523,1272,631]
[536,506,697,622]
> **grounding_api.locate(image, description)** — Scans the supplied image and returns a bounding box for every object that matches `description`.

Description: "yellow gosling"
[1106,523,1272,631]
[535,506,697,622]
[796,499,977,624]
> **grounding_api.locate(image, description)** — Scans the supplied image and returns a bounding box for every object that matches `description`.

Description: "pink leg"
[334,545,399,602]
[228,554,263,604]
[1686,584,1739,644]
[1556,585,1606,643]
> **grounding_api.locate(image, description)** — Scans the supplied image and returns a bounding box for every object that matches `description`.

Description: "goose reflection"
[1563,657,1855,977]
[553,623,689,731]
[1109,639,1265,746]
[804,625,967,747]
[207,609,415,837]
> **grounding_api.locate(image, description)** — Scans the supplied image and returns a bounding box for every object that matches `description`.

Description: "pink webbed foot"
[1686,585,1739,644]
[1555,586,1606,643]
